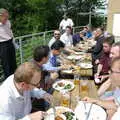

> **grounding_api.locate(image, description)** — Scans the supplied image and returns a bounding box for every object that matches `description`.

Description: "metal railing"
[0,26,84,81]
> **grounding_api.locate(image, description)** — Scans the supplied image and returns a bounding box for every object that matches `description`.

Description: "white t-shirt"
[59,18,74,30]
[60,33,73,47]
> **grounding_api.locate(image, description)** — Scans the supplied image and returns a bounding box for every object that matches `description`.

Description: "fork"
[83,101,87,115]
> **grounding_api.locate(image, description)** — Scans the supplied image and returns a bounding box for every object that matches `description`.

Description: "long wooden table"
[61,53,93,77]
[52,79,98,110]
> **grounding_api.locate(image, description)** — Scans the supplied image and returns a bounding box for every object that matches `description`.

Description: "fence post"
[19,38,23,64]
[43,32,46,45]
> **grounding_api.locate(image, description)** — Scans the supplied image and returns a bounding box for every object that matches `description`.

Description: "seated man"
[0,62,52,120]
[32,45,58,90]
[95,37,114,83]
[83,57,120,120]
[72,31,85,46]
[83,26,92,39]
[60,26,73,47]
[97,42,120,96]
[48,30,61,48]
[43,40,66,72]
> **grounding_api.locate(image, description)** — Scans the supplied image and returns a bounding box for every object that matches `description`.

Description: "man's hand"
[28,111,47,120]
[95,59,100,65]
[50,72,59,80]
[83,97,97,104]
[43,93,53,103]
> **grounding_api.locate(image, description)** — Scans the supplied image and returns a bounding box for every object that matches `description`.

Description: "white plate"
[52,80,74,92]
[67,55,82,60]
[78,63,93,69]
[75,101,107,120]
[46,106,76,120]
[62,70,73,74]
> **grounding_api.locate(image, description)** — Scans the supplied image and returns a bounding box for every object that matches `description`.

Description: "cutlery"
[85,103,93,120]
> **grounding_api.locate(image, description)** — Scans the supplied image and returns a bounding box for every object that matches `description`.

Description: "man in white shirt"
[48,30,61,48]
[0,8,17,79]
[60,26,73,47]
[59,14,74,33]
[0,62,53,120]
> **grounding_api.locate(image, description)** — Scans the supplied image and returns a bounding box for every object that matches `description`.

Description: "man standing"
[0,62,52,120]
[59,14,74,33]
[0,8,17,79]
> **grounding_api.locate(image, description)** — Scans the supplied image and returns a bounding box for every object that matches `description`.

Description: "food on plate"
[58,82,65,87]
[55,116,64,120]
[64,84,72,89]
[53,80,74,92]
[63,111,75,120]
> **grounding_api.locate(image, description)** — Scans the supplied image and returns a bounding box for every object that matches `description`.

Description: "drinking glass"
[74,74,80,85]
[60,92,70,107]
[81,79,88,92]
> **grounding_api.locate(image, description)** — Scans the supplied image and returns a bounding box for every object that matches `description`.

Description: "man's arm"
[83,97,117,110]
[97,79,111,96]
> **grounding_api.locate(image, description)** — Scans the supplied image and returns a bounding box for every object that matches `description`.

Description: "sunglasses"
[54,33,60,35]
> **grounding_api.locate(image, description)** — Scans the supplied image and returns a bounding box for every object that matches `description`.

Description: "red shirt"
[99,52,111,74]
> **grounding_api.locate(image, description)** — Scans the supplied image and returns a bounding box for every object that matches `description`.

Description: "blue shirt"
[43,53,60,71]
[72,34,83,46]
[101,88,120,105]
[85,31,92,38]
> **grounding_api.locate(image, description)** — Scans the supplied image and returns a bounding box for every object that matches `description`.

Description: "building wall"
[107,0,120,34]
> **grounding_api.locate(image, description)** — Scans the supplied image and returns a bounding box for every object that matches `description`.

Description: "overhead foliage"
[0,0,105,36]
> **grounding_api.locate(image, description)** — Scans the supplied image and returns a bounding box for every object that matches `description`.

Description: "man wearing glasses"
[0,62,52,120]
[83,57,120,120]
[48,30,61,48]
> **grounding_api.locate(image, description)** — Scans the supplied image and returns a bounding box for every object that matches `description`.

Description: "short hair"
[111,57,120,71]
[0,8,8,15]
[14,62,41,83]
[112,41,120,48]
[84,26,89,30]
[103,35,115,46]
[33,45,49,62]
[80,31,85,35]
[51,40,65,50]
[112,42,120,56]
[66,26,72,30]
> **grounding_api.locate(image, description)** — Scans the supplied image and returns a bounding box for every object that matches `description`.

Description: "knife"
[85,103,93,120]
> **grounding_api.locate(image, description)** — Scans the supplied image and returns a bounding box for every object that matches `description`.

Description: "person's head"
[79,31,85,38]
[95,28,103,37]
[65,26,72,35]
[33,45,49,65]
[110,42,120,60]
[54,30,60,40]
[14,62,41,91]
[103,36,114,53]
[0,8,9,24]
[110,57,120,87]
[83,26,89,32]
[51,40,65,56]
